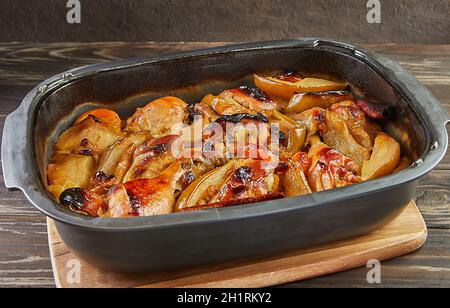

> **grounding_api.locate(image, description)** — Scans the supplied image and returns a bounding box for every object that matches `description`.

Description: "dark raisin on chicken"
[275,161,289,174]
[59,188,85,211]
[59,188,105,217]
[237,86,272,103]
[279,131,287,145]
[234,166,253,182]
[215,113,269,125]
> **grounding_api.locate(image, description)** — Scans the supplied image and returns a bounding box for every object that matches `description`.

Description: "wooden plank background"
[0,1,449,43]
[0,42,449,287]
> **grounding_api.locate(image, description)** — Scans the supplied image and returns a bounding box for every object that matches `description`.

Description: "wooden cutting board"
[47,201,426,288]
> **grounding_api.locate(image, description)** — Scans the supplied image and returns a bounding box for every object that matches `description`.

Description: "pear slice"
[254,73,348,100]
[362,133,401,180]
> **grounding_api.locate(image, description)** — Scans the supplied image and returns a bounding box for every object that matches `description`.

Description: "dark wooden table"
[0,42,449,288]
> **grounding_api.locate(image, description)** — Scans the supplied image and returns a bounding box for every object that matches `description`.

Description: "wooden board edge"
[140,203,428,288]
[140,230,427,288]
[47,201,428,288]
[47,217,63,289]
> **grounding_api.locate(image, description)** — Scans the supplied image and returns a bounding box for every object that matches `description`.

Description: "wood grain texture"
[48,202,426,288]
[0,42,449,288]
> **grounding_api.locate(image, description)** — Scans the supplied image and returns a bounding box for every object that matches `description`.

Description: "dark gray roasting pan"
[2,39,449,273]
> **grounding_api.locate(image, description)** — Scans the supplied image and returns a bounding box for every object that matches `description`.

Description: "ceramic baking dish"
[2,39,449,272]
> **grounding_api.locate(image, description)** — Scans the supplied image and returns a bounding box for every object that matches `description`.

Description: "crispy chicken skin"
[49,71,402,218]
[205,93,252,116]
[328,101,380,149]
[291,107,327,140]
[209,160,280,204]
[202,113,272,161]
[122,135,180,182]
[308,142,361,192]
[219,86,276,113]
[107,159,215,218]
[281,152,312,197]
[107,177,175,218]
[126,96,188,136]
[193,96,220,122]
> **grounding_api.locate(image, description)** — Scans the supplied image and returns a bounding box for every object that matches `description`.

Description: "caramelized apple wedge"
[254,73,348,100]
[47,153,95,199]
[269,110,307,153]
[174,159,253,211]
[286,126,307,153]
[281,152,312,197]
[282,168,311,197]
[362,133,401,180]
[295,78,348,93]
[285,91,353,114]
[309,134,322,146]
[271,109,298,127]
[96,132,152,178]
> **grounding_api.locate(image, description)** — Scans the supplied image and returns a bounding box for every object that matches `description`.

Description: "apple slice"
[55,116,123,155]
[47,153,95,199]
[96,132,152,177]
[285,91,353,113]
[254,73,348,100]
[286,126,307,153]
[174,159,252,211]
[362,133,401,180]
[282,152,312,197]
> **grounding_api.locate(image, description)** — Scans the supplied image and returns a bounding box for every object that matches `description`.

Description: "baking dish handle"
[1,107,31,190]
